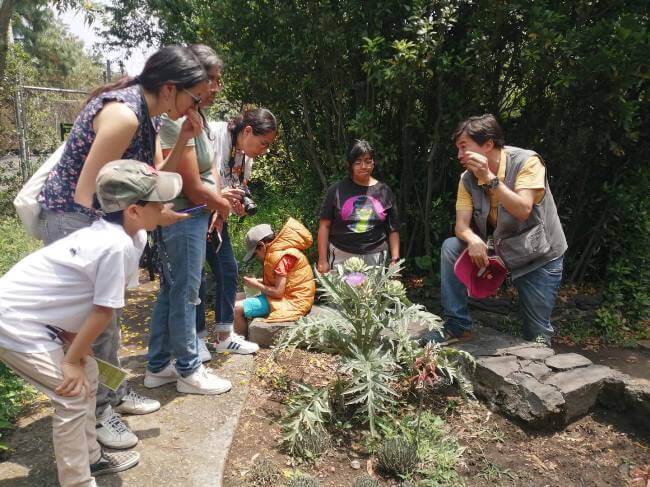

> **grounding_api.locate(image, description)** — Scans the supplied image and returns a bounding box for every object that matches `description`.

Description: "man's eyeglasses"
[182,88,202,107]
[353,158,374,167]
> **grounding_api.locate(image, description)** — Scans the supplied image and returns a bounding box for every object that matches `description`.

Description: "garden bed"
[224,348,649,486]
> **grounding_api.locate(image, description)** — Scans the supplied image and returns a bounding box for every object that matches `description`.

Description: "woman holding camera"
[317,139,400,273]
[201,108,277,352]
[145,45,245,395]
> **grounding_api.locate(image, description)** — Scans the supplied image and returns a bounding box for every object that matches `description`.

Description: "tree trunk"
[0,0,15,81]
[423,78,443,260]
[300,90,328,190]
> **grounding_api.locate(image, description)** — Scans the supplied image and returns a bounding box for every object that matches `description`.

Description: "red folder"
[454,248,508,298]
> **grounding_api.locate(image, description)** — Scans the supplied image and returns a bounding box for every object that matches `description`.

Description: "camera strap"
[227,130,245,186]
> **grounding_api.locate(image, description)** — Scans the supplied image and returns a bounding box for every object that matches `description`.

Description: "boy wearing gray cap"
[233,218,315,340]
[0,160,184,486]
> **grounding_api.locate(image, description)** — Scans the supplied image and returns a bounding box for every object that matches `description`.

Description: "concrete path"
[0,278,255,487]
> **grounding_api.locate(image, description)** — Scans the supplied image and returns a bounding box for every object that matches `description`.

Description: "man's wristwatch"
[480,177,500,191]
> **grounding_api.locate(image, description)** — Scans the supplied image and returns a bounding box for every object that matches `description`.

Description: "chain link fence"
[1,85,87,215]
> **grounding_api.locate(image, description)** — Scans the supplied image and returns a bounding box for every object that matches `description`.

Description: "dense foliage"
[104,0,649,330]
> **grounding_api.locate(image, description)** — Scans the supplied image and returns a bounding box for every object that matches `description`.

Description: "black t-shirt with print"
[319,178,399,254]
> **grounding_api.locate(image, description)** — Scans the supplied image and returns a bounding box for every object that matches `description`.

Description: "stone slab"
[503,345,555,361]
[507,373,565,427]
[520,361,552,380]
[545,353,592,371]
[248,318,295,348]
[476,355,521,379]
[248,305,337,348]
[544,365,613,421]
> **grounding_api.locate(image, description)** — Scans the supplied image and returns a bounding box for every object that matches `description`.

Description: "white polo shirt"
[0,219,146,353]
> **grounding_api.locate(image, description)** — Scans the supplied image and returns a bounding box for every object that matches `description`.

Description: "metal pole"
[14,84,29,182]
[20,85,88,95]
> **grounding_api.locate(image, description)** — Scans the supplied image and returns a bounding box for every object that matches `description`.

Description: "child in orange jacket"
[234,218,315,338]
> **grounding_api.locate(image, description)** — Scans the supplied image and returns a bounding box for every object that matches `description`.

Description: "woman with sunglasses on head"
[36,45,208,461]
[317,139,400,274]
[144,44,244,395]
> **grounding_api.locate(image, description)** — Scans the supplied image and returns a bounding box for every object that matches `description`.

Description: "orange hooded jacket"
[262,218,316,322]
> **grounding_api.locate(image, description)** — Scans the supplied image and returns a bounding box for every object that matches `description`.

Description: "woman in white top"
[202,108,277,353]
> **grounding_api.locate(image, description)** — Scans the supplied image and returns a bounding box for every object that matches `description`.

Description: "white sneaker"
[144,362,179,388]
[176,365,232,395]
[197,337,212,363]
[96,409,138,449]
[114,389,161,415]
[213,333,259,355]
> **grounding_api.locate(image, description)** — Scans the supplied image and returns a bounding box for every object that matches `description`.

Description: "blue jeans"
[196,221,238,335]
[148,212,209,376]
[440,237,563,342]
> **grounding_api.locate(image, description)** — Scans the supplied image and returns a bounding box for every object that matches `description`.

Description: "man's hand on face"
[463,151,495,181]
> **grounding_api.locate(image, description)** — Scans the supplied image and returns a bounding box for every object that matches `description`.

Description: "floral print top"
[38,85,160,218]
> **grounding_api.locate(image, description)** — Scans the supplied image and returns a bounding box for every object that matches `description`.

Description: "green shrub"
[246,456,281,486]
[292,427,330,460]
[353,474,380,487]
[0,363,36,453]
[0,217,40,451]
[286,475,321,487]
[377,437,419,478]
[0,217,41,275]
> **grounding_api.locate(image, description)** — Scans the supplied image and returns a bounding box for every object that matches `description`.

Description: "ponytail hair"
[85,45,207,105]
[228,107,277,138]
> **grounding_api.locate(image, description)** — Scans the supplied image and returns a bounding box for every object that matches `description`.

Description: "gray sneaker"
[114,389,161,415]
[90,450,140,477]
[96,410,138,449]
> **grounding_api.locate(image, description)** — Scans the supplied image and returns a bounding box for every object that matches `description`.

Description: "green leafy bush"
[277,259,472,452]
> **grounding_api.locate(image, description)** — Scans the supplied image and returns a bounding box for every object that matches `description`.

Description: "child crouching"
[0,160,184,486]
[234,218,315,339]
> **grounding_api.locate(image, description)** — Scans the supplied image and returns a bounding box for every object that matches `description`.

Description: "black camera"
[240,186,257,216]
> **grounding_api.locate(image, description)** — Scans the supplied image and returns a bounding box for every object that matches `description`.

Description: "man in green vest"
[438,114,567,345]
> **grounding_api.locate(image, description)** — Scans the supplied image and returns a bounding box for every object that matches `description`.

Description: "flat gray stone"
[248,305,337,348]
[521,361,552,380]
[545,353,593,371]
[507,373,565,427]
[477,355,521,379]
[248,318,295,347]
[504,345,555,361]
[544,365,613,421]
[473,366,565,429]
[637,340,650,351]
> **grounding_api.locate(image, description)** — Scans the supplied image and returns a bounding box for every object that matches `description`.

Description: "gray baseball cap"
[95,160,182,213]
[243,223,274,262]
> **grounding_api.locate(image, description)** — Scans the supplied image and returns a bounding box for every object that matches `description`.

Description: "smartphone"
[179,204,207,214]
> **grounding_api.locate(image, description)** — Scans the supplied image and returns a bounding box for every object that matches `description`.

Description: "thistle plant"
[277,259,471,451]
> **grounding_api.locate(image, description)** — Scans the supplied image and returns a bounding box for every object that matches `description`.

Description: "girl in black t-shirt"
[317,139,400,273]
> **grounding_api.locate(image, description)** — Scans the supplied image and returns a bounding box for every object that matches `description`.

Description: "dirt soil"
[224,349,649,487]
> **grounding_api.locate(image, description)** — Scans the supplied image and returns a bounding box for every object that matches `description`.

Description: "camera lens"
[242,197,257,215]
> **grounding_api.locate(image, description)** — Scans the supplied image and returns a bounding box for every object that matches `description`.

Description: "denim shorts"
[242,294,270,318]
